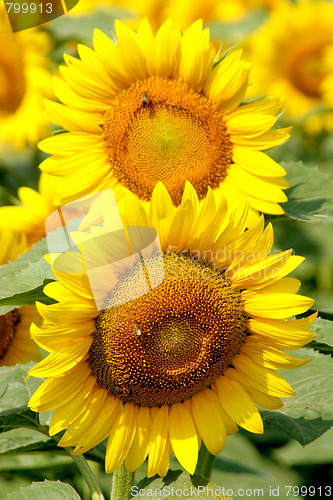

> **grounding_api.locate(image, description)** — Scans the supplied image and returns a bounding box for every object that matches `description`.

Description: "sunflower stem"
[194,443,216,480]
[32,423,104,499]
[64,448,105,500]
[110,463,134,500]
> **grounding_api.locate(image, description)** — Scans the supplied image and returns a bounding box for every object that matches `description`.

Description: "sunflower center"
[103,77,233,205]
[0,40,26,115]
[0,309,21,360]
[88,252,248,407]
[286,39,327,98]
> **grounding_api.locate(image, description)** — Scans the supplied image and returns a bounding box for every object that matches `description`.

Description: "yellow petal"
[230,250,293,288]
[229,368,283,410]
[192,389,226,455]
[38,132,101,155]
[148,405,169,477]
[241,342,310,370]
[92,29,132,87]
[167,199,194,252]
[36,300,96,325]
[209,388,239,435]
[149,181,175,250]
[28,347,89,377]
[105,403,137,473]
[49,375,96,435]
[205,50,250,110]
[251,277,301,294]
[244,293,315,319]
[115,20,147,81]
[214,375,263,434]
[227,165,288,203]
[233,146,286,177]
[145,19,181,78]
[72,396,122,454]
[169,403,198,474]
[125,406,151,472]
[180,22,215,92]
[247,315,316,349]
[45,100,102,134]
[233,355,295,398]
[226,113,277,138]
[28,363,90,412]
[58,388,108,447]
[232,126,292,150]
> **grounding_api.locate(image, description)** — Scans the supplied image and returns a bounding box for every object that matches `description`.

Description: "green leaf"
[273,427,333,466]
[130,470,233,499]
[261,349,333,445]
[213,432,300,490]
[282,161,333,222]
[0,429,57,456]
[132,465,301,500]
[0,364,42,434]
[0,185,13,207]
[0,238,54,315]
[306,317,333,355]
[5,480,80,499]
[0,281,56,309]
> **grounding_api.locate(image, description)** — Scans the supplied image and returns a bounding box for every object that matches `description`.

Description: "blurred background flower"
[70,0,282,30]
[245,0,333,134]
[0,11,53,150]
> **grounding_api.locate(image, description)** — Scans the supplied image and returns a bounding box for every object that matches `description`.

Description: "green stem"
[64,449,105,500]
[194,443,216,480]
[110,463,134,500]
[30,422,105,499]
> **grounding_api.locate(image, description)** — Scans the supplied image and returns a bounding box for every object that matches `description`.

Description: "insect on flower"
[141,91,151,107]
[134,321,143,338]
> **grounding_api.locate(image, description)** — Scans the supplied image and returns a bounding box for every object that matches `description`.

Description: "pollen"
[103,76,233,205]
[88,252,248,407]
[0,309,21,360]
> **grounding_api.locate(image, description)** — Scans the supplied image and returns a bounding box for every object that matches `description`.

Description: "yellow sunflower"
[0,228,41,367]
[0,225,26,264]
[164,0,283,29]
[0,9,53,149]
[71,0,282,31]
[0,306,41,366]
[28,183,315,476]
[39,18,290,226]
[0,173,58,249]
[246,0,333,121]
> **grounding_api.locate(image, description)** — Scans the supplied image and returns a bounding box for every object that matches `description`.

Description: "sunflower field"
[0,1,333,499]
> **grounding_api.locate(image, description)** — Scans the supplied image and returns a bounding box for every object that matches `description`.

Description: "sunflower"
[28,183,315,477]
[38,18,290,225]
[164,0,283,29]
[0,173,58,249]
[71,0,281,31]
[0,225,26,264]
[0,306,41,366]
[0,228,41,367]
[0,10,53,149]
[246,0,333,121]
